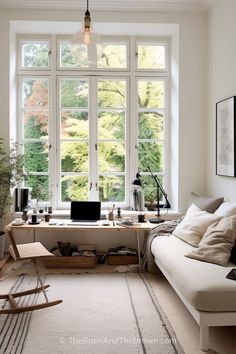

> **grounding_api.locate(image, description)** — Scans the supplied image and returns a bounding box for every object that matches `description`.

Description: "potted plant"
[0,138,25,258]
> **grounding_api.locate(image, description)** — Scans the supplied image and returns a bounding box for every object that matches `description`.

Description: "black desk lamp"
[147,166,171,223]
[131,172,145,211]
[132,172,142,186]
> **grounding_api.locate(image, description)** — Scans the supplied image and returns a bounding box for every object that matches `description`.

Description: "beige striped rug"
[0,273,184,354]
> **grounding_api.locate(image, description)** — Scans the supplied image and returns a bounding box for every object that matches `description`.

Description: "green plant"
[0,138,25,230]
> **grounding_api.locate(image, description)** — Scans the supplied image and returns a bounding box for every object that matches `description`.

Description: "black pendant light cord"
[85,0,90,16]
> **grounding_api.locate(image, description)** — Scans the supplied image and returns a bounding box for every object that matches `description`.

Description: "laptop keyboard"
[67,220,99,226]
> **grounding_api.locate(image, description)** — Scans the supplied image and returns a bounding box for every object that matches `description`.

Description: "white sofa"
[150,201,236,351]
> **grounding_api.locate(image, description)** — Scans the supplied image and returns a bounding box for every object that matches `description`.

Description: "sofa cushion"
[172,204,221,247]
[185,216,236,266]
[214,201,236,217]
[151,235,236,312]
[189,192,224,213]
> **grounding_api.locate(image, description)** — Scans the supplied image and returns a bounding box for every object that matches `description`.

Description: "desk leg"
[136,231,141,272]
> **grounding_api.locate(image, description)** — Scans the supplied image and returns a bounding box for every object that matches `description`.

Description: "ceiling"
[0,0,216,13]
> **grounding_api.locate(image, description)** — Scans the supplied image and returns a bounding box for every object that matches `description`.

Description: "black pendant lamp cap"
[132,172,142,186]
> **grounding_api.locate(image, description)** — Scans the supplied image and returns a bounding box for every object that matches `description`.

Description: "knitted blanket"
[142,217,184,272]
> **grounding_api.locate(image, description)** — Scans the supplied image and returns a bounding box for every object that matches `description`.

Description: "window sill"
[13,209,182,221]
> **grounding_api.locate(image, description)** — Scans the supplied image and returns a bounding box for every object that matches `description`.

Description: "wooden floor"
[1,258,236,354]
[0,254,10,272]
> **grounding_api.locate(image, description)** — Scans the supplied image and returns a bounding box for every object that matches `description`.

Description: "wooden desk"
[6,220,156,270]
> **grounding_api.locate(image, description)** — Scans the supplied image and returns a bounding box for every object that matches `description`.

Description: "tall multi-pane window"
[17,36,169,209]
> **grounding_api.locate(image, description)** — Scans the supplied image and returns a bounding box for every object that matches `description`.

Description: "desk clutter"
[44,242,97,269]
[43,242,139,268]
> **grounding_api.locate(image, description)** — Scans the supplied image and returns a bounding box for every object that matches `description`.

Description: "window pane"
[23,79,48,108]
[99,175,125,202]
[138,81,164,108]
[61,176,88,201]
[98,111,125,140]
[98,142,125,173]
[24,142,48,173]
[25,175,49,201]
[97,44,127,69]
[60,79,89,108]
[61,111,89,139]
[60,42,88,68]
[23,110,48,139]
[61,142,89,173]
[138,112,163,140]
[98,80,126,108]
[22,41,49,68]
[137,44,165,70]
[138,142,163,172]
[141,175,164,203]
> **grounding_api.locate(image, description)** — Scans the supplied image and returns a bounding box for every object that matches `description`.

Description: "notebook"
[68,201,101,226]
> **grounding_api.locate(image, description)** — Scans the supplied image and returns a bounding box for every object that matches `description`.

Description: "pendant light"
[71,0,104,66]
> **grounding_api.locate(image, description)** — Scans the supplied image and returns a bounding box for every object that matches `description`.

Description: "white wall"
[0,8,207,212]
[207,0,236,202]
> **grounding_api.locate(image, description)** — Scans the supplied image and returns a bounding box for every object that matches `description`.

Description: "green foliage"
[22,43,165,204]
[61,142,88,173]
[61,176,88,201]
[23,42,49,68]
[0,139,25,228]
[61,43,88,69]
[99,176,125,202]
[25,175,48,201]
[61,79,88,108]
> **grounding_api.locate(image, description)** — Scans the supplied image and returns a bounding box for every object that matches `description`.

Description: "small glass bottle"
[22,210,28,222]
[108,207,114,221]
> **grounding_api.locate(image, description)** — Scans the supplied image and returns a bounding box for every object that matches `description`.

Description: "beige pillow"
[189,192,224,213]
[214,201,236,217]
[185,216,236,266]
[173,203,221,247]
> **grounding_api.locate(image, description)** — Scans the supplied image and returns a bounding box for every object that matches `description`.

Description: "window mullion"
[89,77,98,199]
[49,35,58,209]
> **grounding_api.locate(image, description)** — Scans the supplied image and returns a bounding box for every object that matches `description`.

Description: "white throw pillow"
[173,204,221,247]
[214,201,236,217]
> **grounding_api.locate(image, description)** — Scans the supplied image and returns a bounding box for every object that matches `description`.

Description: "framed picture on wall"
[216,96,236,177]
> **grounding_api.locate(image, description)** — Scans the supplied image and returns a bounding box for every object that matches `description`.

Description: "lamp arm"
[147,166,167,199]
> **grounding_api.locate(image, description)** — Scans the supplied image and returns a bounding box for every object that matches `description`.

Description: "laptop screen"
[70,201,101,221]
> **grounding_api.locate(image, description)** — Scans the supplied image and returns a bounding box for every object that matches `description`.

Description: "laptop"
[68,201,101,226]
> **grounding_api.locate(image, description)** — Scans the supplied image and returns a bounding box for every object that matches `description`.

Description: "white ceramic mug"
[14,218,22,224]
[123,216,132,222]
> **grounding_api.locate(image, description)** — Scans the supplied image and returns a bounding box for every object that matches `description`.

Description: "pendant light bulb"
[71,0,104,66]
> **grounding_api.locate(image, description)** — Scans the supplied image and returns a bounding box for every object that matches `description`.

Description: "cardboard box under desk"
[44,255,96,269]
[108,255,138,265]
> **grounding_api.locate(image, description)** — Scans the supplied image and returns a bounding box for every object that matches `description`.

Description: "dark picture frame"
[216,96,236,177]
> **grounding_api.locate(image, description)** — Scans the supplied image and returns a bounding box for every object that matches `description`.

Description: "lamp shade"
[71,28,104,65]
[132,172,142,186]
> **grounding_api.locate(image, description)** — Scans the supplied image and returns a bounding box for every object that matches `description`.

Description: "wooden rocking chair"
[0,228,62,314]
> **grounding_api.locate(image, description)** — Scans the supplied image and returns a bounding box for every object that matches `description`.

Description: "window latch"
[90,182,93,190]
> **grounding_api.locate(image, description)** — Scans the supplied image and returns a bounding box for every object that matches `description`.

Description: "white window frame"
[17,35,170,210]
